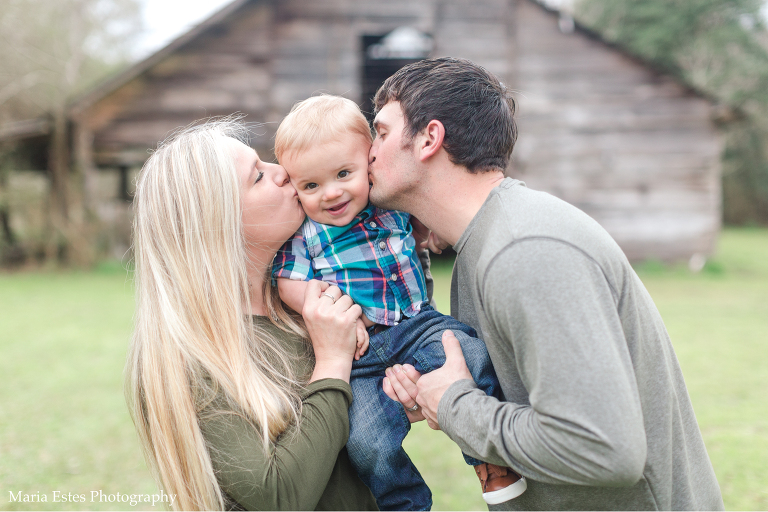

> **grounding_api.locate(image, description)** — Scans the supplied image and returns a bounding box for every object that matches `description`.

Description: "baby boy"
[272,95,526,511]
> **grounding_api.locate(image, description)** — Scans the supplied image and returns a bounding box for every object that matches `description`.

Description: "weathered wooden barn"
[2,0,722,261]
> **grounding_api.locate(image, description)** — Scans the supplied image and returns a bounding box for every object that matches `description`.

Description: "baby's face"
[283,133,371,226]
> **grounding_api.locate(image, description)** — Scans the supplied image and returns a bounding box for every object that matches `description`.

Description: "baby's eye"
[305,183,318,190]
[338,170,350,179]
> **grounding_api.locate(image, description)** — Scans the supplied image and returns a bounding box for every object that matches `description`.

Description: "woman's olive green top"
[199,316,378,511]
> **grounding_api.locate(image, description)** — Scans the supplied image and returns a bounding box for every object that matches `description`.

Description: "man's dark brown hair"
[373,57,517,173]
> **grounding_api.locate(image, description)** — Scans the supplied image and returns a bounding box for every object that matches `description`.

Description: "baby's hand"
[355,317,369,360]
[411,216,449,254]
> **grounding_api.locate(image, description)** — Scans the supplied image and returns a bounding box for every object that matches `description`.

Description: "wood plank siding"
[511,1,721,260]
[60,0,720,261]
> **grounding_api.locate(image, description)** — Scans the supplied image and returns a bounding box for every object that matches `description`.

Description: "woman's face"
[231,139,305,251]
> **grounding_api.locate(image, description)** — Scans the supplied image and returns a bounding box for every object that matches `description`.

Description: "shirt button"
[390,274,398,282]
[379,241,386,250]
[369,221,376,228]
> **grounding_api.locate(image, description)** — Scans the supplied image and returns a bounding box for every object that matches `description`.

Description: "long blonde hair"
[126,119,307,510]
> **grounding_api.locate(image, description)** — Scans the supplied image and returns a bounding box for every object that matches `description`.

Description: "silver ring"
[321,292,337,303]
[406,404,419,412]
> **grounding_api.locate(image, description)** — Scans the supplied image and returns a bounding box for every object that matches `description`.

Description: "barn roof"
[0,118,50,144]
[530,0,717,103]
[6,0,718,138]
[69,0,252,116]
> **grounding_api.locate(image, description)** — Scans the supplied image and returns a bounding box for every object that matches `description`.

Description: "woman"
[125,119,378,510]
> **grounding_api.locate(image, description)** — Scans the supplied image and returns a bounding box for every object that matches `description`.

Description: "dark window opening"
[361,28,433,121]
[118,165,133,201]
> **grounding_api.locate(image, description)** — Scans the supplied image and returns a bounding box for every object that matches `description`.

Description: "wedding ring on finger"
[406,404,419,412]
[321,292,337,303]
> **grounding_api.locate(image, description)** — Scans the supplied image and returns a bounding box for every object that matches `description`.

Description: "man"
[371,57,724,510]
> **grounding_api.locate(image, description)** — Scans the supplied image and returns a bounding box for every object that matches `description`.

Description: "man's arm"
[432,240,647,486]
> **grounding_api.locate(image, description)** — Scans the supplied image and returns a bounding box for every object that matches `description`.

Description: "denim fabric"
[347,306,500,511]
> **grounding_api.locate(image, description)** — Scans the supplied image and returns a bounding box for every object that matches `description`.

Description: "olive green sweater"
[199,317,378,511]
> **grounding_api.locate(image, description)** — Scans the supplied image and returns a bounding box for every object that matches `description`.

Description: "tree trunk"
[45,108,70,263]
[44,112,97,267]
[0,157,15,246]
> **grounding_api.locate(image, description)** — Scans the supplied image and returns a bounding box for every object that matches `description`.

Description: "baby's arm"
[277,277,370,360]
[277,277,309,314]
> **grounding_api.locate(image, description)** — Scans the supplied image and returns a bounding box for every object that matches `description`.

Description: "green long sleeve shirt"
[199,316,377,511]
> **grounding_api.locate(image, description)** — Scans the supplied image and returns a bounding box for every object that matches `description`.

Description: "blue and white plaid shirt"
[273,203,427,325]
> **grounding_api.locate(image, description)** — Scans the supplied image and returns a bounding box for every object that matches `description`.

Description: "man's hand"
[411,216,450,254]
[385,330,474,429]
[383,364,425,423]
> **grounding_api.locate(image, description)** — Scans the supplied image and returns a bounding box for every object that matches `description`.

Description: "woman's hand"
[303,280,361,383]
[383,364,426,423]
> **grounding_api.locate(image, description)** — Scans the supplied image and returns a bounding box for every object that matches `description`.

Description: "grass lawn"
[1,228,767,510]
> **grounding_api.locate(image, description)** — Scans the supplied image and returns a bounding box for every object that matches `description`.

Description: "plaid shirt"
[273,203,427,325]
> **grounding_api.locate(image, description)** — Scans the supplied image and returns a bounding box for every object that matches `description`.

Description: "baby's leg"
[347,371,432,511]
[381,308,501,401]
[384,310,527,503]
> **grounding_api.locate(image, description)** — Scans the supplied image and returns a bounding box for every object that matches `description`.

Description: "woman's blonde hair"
[274,94,373,162]
[126,118,307,510]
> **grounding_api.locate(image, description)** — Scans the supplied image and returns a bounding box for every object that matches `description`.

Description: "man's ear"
[418,120,445,162]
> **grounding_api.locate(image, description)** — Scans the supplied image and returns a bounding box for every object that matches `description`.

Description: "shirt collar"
[355,202,377,223]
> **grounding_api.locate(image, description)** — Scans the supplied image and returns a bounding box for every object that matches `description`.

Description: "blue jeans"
[347,305,501,511]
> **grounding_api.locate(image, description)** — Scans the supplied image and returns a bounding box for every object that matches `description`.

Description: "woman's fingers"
[302,281,358,383]
[303,280,333,312]
[334,293,354,311]
[303,279,322,307]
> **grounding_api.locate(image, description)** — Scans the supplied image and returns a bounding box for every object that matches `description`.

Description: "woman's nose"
[269,163,290,186]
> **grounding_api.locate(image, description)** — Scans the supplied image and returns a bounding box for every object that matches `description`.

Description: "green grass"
[2,228,767,510]
[0,268,157,511]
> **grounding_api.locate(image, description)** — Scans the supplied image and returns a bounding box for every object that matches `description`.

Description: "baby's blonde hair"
[274,95,372,162]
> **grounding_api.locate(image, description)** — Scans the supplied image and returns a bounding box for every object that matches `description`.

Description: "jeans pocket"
[412,338,447,374]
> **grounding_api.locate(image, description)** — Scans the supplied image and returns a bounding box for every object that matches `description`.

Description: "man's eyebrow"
[372,119,383,131]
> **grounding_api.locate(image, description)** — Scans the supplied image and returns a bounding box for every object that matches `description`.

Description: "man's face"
[368,101,420,212]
